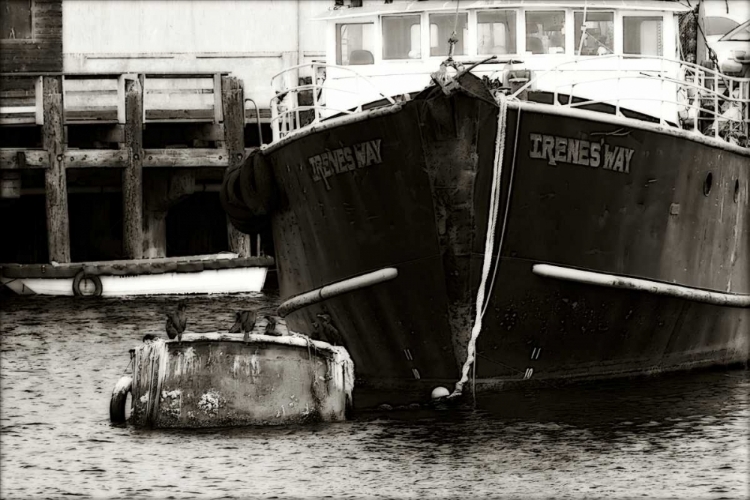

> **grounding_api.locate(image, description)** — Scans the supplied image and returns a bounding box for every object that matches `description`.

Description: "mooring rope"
[450,94,509,397]
[448,0,460,59]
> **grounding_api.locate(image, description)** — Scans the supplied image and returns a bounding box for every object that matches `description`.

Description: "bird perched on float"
[316,313,342,345]
[230,310,257,342]
[264,316,281,336]
[166,301,188,342]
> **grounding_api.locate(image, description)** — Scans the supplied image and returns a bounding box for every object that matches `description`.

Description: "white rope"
[451,94,509,397]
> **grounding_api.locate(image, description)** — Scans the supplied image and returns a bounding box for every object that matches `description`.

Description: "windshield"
[705,16,740,36]
[720,20,750,41]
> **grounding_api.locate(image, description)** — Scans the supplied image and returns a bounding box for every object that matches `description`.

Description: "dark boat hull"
[236,79,750,405]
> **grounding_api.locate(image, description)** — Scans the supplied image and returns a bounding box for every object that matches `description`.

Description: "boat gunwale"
[261,94,750,158]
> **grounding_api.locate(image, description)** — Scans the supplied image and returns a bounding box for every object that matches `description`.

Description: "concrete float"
[110,332,353,428]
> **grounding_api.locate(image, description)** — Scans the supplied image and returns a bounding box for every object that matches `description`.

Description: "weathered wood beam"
[0,149,47,168]
[1,147,258,169]
[222,75,251,257]
[123,76,144,259]
[42,75,70,263]
[141,148,237,167]
[65,150,126,168]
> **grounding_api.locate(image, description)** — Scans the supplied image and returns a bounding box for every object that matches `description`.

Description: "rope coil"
[450,93,509,398]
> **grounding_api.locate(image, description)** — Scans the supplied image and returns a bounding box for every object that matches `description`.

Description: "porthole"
[703,172,713,197]
[734,179,740,204]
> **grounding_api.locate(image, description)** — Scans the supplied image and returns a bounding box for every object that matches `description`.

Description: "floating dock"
[114,332,353,428]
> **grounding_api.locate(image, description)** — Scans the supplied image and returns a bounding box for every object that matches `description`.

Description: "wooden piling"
[222,76,251,257]
[123,76,144,259]
[43,76,70,263]
[227,216,252,257]
[143,170,195,259]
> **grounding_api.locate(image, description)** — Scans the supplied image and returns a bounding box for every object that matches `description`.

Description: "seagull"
[230,310,257,342]
[166,301,187,342]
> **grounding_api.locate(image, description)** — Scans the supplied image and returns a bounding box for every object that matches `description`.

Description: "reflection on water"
[1,293,748,499]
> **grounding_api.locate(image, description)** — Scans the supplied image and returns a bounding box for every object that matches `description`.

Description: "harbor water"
[1,292,748,499]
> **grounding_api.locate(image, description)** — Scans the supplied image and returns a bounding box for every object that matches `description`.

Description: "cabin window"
[623,16,663,56]
[1,0,32,40]
[574,11,614,55]
[525,11,566,55]
[477,11,517,55]
[382,15,422,59]
[429,13,467,56]
[336,23,375,65]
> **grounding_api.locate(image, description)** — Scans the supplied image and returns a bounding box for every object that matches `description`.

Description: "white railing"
[268,56,749,146]
[269,63,396,141]
[508,54,750,146]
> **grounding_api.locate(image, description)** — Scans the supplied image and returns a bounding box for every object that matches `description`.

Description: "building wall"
[0,0,63,72]
[62,0,329,105]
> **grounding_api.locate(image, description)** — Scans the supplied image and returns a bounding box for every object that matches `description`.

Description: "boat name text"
[308,139,383,188]
[529,133,634,173]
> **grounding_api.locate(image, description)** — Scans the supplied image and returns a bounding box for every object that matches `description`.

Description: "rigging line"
[577,0,588,57]
[476,352,526,375]
[448,0,461,59]
[452,0,461,34]
[122,356,133,375]
[480,107,521,318]
[450,93,508,398]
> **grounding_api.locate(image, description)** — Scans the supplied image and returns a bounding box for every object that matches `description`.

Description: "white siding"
[63,0,328,106]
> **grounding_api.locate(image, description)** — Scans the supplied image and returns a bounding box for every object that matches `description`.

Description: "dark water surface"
[1,293,748,499]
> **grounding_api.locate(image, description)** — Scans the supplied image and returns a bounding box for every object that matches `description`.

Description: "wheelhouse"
[324,0,682,67]
[269,1,749,146]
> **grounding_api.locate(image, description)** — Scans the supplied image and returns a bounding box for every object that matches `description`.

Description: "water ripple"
[1,292,748,499]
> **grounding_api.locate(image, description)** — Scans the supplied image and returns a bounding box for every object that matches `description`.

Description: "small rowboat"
[0,253,273,297]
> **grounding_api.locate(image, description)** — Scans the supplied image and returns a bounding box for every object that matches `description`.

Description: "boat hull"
[242,79,749,404]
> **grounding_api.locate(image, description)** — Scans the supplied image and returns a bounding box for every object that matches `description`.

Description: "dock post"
[43,76,70,263]
[123,76,144,259]
[222,75,252,257]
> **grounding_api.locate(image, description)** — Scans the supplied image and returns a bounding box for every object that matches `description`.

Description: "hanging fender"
[109,375,132,424]
[240,150,279,216]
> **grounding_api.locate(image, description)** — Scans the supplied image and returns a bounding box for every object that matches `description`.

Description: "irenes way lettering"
[309,139,383,188]
[529,133,634,174]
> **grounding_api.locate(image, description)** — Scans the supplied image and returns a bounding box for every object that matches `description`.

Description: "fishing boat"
[222,0,750,405]
[0,253,272,296]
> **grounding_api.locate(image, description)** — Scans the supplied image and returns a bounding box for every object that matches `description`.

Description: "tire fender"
[110,376,133,424]
[72,270,103,297]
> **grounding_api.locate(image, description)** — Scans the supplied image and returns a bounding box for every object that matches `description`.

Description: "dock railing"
[0,71,263,263]
[0,72,237,126]
[508,54,750,146]
[269,63,396,141]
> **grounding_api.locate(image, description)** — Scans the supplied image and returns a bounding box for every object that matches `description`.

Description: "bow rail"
[269,63,396,141]
[507,54,750,146]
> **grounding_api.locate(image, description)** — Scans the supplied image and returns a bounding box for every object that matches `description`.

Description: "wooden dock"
[0,71,272,263]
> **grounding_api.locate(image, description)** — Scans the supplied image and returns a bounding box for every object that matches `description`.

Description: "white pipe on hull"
[278,267,399,317]
[533,264,750,308]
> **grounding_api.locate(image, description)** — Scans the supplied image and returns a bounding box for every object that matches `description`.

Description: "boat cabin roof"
[316,0,692,20]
